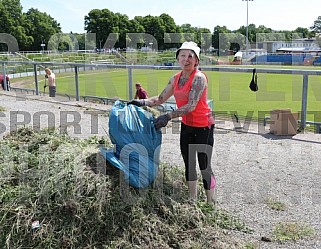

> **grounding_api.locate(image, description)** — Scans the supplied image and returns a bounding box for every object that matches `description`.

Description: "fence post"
[1,62,8,91]
[300,73,308,130]
[75,66,80,101]
[128,67,133,100]
[34,64,39,95]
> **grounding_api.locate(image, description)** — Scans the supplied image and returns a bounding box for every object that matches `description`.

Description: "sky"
[20,0,321,33]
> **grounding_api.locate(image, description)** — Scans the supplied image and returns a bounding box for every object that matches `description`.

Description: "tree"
[137,15,166,50]
[235,23,257,45]
[230,33,245,51]
[125,19,145,48]
[159,14,180,49]
[113,13,130,48]
[256,25,273,34]
[293,27,310,38]
[0,0,32,51]
[113,13,146,49]
[253,25,273,45]
[22,8,61,51]
[310,16,321,47]
[85,9,118,49]
[213,25,231,51]
[179,23,197,45]
[310,16,321,33]
[198,28,211,51]
[47,32,78,51]
[85,9,146,50]
[72,33,96,51]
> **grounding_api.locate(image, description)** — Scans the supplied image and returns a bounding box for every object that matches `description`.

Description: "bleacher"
[91,59,114,64]
[252,54,306,65]
[313,56,321,66]
[33,57,50,62]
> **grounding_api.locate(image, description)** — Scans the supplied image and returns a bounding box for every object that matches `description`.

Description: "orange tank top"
[173,69,215,127]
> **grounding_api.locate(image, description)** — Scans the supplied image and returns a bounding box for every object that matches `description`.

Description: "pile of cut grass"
[0,127,252,248]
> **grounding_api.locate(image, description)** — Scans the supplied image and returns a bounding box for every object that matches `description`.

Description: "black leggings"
[180,123,215,190]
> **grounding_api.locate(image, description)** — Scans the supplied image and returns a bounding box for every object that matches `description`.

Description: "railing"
[82,95,127,105]
[2,60,321,131]
[9,86,72,101]
[10,86,36,95]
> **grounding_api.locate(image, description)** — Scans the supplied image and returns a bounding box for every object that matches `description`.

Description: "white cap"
[176,41,200,61]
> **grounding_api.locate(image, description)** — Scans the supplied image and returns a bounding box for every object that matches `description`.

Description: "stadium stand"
[313,56,321,66]
[252,54,307,65]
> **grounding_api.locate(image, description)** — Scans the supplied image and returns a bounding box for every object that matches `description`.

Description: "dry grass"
[0,127,253,248]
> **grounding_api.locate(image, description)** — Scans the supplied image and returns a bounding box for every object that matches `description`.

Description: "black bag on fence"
[249,68,258,92]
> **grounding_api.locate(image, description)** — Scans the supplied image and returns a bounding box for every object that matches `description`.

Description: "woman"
[128,41,216,203]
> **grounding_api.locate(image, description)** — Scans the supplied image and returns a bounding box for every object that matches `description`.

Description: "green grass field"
[13,66,321,122]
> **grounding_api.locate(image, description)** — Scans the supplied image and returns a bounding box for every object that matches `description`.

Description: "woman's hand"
[154,114,171,129]
[127,99,145,107]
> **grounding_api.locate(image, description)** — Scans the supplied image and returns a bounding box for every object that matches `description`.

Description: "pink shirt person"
[134,83,148,99]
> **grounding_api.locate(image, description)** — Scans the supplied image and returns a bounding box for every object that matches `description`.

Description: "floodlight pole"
[99,40,103,50]
[242,0,253,56]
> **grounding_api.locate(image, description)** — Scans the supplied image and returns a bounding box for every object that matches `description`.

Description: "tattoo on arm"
[190,76,205,103]
[145,80,172,106]
[158,79,172,102]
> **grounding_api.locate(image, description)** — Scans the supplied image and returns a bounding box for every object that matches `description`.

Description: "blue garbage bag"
[100,100,162,188]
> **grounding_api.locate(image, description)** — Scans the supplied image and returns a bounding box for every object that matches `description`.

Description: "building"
[256,38,320,53]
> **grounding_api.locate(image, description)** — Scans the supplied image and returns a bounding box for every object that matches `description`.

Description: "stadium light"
[242,0,254,54]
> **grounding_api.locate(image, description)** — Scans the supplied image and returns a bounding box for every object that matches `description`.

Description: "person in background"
[44,68,56,97]
[0,74,10,91]
[128,41,216,204]
[134,82,148,99]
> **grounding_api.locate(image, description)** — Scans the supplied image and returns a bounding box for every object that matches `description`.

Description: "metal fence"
[2,60,321,131]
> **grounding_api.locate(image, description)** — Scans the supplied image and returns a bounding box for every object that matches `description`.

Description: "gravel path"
[162,126,321,248]
[1,92,321,248]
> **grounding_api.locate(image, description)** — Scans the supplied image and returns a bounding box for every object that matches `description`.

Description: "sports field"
[12,66,321,122]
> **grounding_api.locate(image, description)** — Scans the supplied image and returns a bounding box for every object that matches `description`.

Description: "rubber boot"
[187,180,198,201]
[206,175,217,204]
[206,188,216,203]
